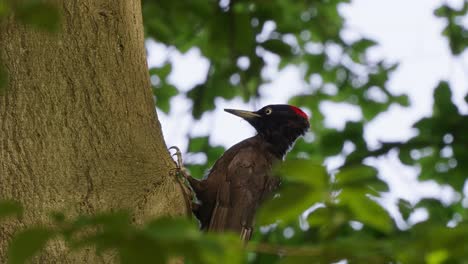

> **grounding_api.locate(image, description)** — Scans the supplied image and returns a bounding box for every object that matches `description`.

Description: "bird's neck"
[259,130,302,159]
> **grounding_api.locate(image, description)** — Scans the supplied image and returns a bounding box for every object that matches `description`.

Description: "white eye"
[265,108,272,115]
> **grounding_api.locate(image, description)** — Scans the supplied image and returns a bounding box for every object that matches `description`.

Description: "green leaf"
[145,217,200,241]
[149,64,172,80]
[351,38,377,53]
[258,159,328,224]
[434,4,449,17]
[349,38,377,62]
[8,228,56,264]
[188,136,209,153]
[343,121,365,146]
[186,164,207,179]
[342,194,393,233]
[397,199,413,221]
[153,84,178,113]
[187,84,216,119]
[232,11,255,55]
[425,249,449,264]
[394,94,410,107]
[16,1,60,32]
[0,1,11,17]
[433,81,458,116]
[257,183,322,225]
[119,238,165,264]
[362,100,388,121]
[307,206,329,227]
[335,165,378,187]
[65,211,132,240]
[0,200,23,221]
[398,148,414,165]
[50,212,66,224]
[415,198,453,223]
[206,146,225,164]
[150,64,178,113]
[261,39,291,57]
[305,54,326,75]
[63,212,133,254]
[0,66,7,95]
[320,130,345,156]
[275,159,328,189]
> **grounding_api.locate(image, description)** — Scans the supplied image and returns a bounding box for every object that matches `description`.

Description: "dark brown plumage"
[187,104,309,240]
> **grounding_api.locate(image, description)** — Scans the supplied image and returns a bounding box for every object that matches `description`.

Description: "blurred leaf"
[279,256,320,264]
[275,159,328,188]
[433,81,458,116]
[351,38,377,53]
[0,200,23,221]
[187,84,215,119]
[425,249,449,264]
[335,165,379,188]
[262,39,291,57]
[307,207,329,227]
[0,2,10,17]
[257,183,322,225]
[186,164,207,179]
[63,211,132,242]
[15,1,60,32]
[434,3,468,55]
[398,147,413,165]
[8,227,56,264]
[349,38,377,62]
[153,84,178,114]
[394,94,410,107]
[145,217,200,241]
[398,199,413,221]
[150,64,179,113]
[188,136,209,153]
[341,194,393,233]
[50,212,66,224]
[232,10,255,55]
[305,54,326,75]
[0,66,7,95]
[343,121,366,148]
[320,130,344,156]
[415,198,453,223]
[206,146,225,161]
[149,64,172,79]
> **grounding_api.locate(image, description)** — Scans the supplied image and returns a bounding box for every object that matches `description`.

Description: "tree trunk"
[0,0,186,262]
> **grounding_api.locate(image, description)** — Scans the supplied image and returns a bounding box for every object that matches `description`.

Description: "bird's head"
[224,104,310,157]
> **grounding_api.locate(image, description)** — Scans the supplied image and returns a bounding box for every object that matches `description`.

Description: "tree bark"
[0,0,186,262]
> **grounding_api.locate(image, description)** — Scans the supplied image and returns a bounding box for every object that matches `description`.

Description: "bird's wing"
[208,147,270,238]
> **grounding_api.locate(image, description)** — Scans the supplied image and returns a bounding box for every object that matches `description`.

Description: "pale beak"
[224,109,261,120]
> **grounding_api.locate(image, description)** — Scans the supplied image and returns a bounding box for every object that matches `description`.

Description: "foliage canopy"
[1,0,467,263]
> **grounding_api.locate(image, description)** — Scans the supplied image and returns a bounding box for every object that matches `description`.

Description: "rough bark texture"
[0,0,186,262]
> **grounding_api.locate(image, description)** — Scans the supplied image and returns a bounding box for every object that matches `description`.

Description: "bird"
[182,104,309,241]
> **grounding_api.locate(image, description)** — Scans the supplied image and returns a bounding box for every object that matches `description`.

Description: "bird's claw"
[168,146,198,215]
[169,146,183,169]
[168,146,190,180]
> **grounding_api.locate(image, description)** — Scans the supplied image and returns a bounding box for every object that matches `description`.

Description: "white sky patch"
[210,98,256,147]
[146,39,210,92]
[166,48,210,92]
[259,65,308,106]
[364,105,419,147]
[320,102,362,130]
[146,40,168,67]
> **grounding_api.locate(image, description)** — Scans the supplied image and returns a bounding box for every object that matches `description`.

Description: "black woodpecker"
[185,104,309,241]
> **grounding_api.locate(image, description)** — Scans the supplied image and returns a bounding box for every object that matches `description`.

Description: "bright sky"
[147,0,467,226]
